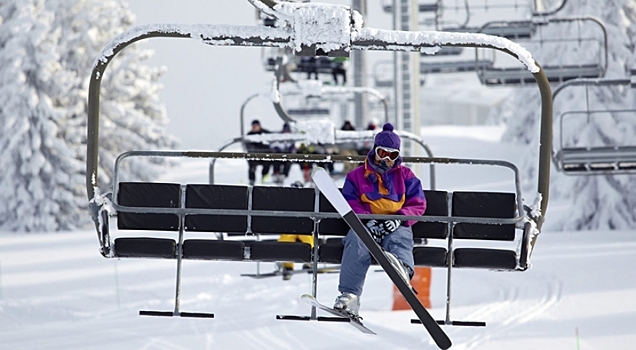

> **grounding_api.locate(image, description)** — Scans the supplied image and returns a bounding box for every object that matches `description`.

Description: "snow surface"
[1,126,635,349]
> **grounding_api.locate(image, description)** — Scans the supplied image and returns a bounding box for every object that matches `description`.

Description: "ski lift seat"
[451,191,519,270]
[479,64,604,86]
[112,183,316,262]
[287,108,330,116]
[557,146,636,174]
[420,60,493,74]
[114,182,181,259]
[443,23,536,40]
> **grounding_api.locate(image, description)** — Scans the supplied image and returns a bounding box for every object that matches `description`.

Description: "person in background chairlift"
[358,118,379,156]
[339,120,358,173]
[270,123,296,185]
[297,143,316,184]
[245,119,271,186]
[276,180,314,280]
[331,57,348,85]
[301,56,319,80]
[333,123,427,317]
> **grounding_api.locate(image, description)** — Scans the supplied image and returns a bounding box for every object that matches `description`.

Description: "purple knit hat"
[374,123,400,150]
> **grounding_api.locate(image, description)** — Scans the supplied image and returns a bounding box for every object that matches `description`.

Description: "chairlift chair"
[85,0,553,338]
[382,0,441,13]
[434,0,535,32]
[475,17,608,86]
[552,78,636,175]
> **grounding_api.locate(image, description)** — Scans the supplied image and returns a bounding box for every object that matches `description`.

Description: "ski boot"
[333,292,360,317]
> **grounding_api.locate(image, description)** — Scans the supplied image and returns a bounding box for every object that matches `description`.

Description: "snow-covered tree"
[0,0,177,232]
[499,0,636,230]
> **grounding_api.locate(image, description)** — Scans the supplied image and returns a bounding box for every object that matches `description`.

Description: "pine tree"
[0,0,177,232]
[500,0,636,229]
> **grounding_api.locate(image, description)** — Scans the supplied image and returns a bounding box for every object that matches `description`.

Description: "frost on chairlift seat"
[552,78,636,175]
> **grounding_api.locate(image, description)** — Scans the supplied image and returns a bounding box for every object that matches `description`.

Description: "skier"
[333,123,427,317]
[245,119,271,186]
[270,123,295,185]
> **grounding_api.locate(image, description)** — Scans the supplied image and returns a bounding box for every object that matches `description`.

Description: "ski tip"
[311,167,328,179]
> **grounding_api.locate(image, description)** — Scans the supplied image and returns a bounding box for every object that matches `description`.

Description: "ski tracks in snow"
[452,276,563,350]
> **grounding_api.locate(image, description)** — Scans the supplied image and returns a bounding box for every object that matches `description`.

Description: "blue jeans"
[338,225,414,296]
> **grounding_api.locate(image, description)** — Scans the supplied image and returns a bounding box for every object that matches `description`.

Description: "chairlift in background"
[475,16,608,86]
[372,60,395,88]
[429,0,568,38]
[382,0,441,14]
[432,0,534,31]
[552,77,636,175]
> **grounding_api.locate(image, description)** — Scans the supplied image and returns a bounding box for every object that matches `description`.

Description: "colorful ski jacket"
[342,157,427,227]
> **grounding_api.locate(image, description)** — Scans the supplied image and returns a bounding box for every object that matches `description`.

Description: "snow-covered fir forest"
[1,0,635,232]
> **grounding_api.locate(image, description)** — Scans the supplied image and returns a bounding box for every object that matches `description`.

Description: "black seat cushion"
[412,190,449,239]
[251,187,315,235]
[250,241,312,262]
[453,248,517,270]
[184,184,248,233]
[117,182,181,231]
[452,191,516,241]
[413,246,448,267]
[317,190,350,236]
[182,239,245,261]
[114,237,176,258]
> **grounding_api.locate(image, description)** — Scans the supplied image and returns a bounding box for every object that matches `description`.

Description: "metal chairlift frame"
[434,0,534,31]
[531,0,567,17]
[475,16,608,86]
[551,78,636,175]
[86,0,553,329]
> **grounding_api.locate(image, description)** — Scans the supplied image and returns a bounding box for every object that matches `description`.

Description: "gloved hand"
[365,219,401,243]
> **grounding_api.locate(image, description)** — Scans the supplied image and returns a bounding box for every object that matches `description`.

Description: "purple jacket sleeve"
[396,170,427,227]
[342,172,371,215]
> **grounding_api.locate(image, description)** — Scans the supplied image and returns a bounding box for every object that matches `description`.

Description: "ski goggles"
[375,146,400,161]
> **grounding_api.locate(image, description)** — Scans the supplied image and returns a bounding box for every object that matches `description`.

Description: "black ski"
[311,168,452,350]
[301,294,376,334]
